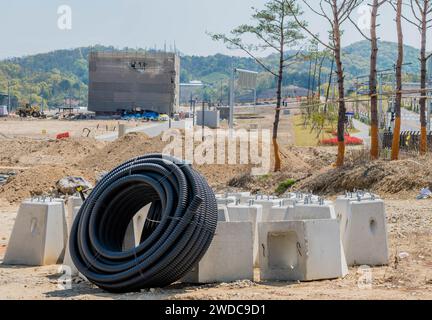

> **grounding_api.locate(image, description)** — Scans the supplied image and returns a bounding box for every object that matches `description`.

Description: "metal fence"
[382,131,432,151]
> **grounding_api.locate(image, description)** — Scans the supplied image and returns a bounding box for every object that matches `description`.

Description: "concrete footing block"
[226,192,254,205]
[217,196,237,206]
[341,200,389,266]
[66,196,83,227]
[259,220,348,282]
[268,206,294,221]
[123,205,150,250]
[217,205,230,222]
[254,199,281,222]
[227,204,262,266]
[292,203,336,220]
[183,222,254,284]
[4,199,67,266]
[63,206,81,276]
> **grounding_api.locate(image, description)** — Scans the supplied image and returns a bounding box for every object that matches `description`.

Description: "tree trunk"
[324,59,335,114]
[392,0,403,161]
[307,58,312,99]
[317,55,326,102]
[273,39,284,172]
[370,0,379,160]
[419,1,428,155]
[333,11,346,167]
[311,55,318,98]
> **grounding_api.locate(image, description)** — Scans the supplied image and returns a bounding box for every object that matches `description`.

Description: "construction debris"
[56,176,93,195]
[0,172,15,186]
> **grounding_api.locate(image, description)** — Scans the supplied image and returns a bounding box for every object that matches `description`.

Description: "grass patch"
[275,179,297,195]
[293,115,333,147]
[258,174,272,182]
[293,115,361,147]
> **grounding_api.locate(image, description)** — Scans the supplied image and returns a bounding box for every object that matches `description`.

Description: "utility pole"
[220,81,223,105]
[378,73,384,129]
[7,80,11,113]
[192,98,196,127]
[229,67,236,130]
[354,78,359,116]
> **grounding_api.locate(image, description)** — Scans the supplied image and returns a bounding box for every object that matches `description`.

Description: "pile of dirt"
[80,132,254,191]
[0,138,104,166]
[0,132,258,202]
[279,146,335,174]
[0,165,94,203]
[296,158,432,196]
[80,133,168,171]
[2,131,426,203]
[223,146,336,195]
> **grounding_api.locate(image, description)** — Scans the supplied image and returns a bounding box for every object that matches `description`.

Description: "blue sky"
[0,0,426,59]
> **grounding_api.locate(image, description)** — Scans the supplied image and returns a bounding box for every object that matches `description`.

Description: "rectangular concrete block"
[196,110,220,129]
[217,196,237,206]
[292,203,336,220]
[225,192,253,205]
[66,196,83,228]
[63,206,81,276]
[335,193,380,238]
[254,199,281,222]
[217,205,230,222]
[123,204,151,250]
[259,220,348,282]
[268,206,294,221]
[183,222,254,284]
[4,200,67,266]
[342,200,389,266]
[227,204,262,266]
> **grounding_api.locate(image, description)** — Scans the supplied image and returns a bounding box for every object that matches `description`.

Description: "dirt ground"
[0,109,431,300]
[0,199,430,300]
[0,117,155,139]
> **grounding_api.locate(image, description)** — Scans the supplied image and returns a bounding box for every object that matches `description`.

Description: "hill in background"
[0,40,422,108]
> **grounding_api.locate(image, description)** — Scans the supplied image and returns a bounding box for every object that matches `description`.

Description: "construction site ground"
[0,107,431,300]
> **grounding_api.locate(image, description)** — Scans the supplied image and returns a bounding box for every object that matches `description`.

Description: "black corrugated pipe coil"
[69,154,218,293]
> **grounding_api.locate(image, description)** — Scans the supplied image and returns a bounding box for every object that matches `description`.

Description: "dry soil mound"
[0,137,104,166]
[0,165,94,203]
[296,159,432,196]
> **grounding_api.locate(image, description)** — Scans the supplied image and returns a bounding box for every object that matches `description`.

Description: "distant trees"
[210,0,306,172]
[289,0,363,167]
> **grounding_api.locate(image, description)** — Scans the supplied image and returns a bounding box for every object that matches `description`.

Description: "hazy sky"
[0,0,427,59]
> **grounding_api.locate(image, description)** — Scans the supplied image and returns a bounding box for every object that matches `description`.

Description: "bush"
[275,179,297,195]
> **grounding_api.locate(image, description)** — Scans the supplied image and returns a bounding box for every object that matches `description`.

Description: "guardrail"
[382,131,432,150]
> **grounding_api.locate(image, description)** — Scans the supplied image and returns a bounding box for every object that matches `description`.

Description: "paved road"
[352,119,371,147]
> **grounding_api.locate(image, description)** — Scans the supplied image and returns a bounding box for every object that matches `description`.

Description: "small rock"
[56,176,93,195]
[398,252,410,259]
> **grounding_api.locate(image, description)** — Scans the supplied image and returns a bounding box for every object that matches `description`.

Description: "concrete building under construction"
[88,52,180,115]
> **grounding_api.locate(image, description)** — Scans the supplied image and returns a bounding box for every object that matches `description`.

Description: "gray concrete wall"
[88,52,180,115]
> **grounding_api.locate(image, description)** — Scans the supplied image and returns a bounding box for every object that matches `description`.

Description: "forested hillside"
[0,41,422,108]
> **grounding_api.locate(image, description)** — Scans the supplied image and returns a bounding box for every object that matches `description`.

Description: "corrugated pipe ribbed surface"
[69,154,218,293]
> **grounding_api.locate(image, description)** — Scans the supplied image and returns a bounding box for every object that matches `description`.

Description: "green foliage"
[275,179,296,195]
[0,40,424,108]
[258,174,272,182]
